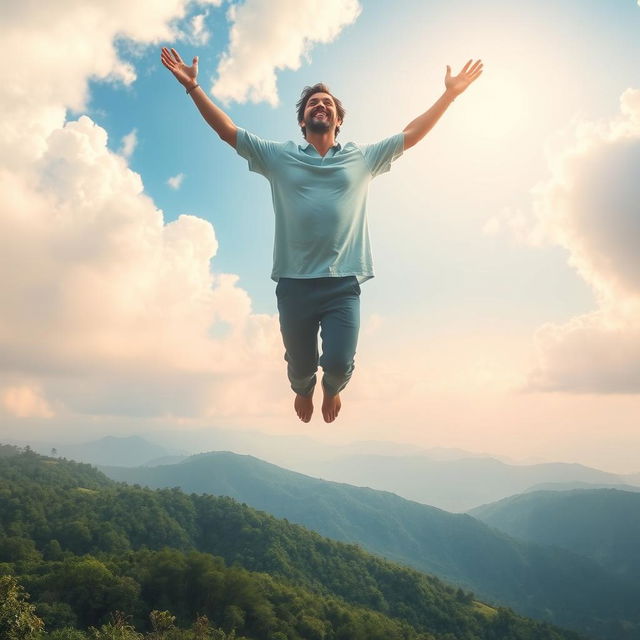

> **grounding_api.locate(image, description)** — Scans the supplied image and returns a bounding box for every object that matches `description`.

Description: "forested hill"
[470,488,640,583]
[99,450,640,640]
[0,447,585,640]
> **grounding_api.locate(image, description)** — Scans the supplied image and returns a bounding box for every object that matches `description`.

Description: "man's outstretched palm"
[161,47,198,87]
[445,59,483,96]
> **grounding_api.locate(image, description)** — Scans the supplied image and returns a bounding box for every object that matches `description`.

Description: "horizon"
[3,429,638,477]
[1,0,640,475]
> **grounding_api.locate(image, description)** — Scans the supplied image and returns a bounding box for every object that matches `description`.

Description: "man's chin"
[306,120,332,134]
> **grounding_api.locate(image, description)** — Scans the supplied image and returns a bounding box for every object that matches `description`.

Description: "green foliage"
[0,443,23,458]
[149,610,176,638]
[48,630,88,640]
[0,574,45,639]
[87,612,142,640]
[36,601,78,630]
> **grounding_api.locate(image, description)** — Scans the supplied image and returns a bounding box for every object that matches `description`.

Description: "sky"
[1,0,640,474]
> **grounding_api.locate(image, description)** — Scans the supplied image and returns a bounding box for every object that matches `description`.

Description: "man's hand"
[402,58,484,150]
[160,46,237,147]
[161,47,198,89]
[445,59,483,97]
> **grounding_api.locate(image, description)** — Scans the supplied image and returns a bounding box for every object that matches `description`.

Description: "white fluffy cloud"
[213,0,361,105]
[0,1,284,421]
[499,89,640,393]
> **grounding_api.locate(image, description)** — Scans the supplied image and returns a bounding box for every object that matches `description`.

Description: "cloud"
[528,310,640,393]
[190,12,211,45]
[119,129,138,158]
[168,172,185,189]
[212,0,362,105]
[499,89,640,393]
[1,385,54,419]
[0,1,286,422]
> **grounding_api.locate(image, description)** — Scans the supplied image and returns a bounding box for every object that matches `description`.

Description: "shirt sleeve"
[360,132,405,178]
[235,128,281,177]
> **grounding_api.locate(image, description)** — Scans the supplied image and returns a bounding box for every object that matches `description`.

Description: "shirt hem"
[272,272,374,283]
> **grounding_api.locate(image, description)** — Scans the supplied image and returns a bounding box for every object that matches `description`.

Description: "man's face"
[300,92,342,136]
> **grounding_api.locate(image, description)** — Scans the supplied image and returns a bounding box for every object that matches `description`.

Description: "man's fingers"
[461,59,473,73]
[160,50,173,70]
[160,52,176,71]
[171,48,184,64]
[468,69,483,84]
[469,60,482,73]
[469,62,483,77]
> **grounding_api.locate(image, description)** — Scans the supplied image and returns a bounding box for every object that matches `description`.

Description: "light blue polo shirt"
[236,128,404,283]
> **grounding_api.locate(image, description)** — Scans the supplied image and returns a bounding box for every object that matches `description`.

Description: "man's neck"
[305,131,337,157]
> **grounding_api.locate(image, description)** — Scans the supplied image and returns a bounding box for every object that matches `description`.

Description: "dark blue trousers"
[276,276,361,397]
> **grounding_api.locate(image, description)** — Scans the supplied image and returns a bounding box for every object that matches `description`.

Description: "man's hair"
[296,83,346,139]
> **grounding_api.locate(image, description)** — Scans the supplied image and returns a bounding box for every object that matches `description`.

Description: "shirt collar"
[300,140,342,155]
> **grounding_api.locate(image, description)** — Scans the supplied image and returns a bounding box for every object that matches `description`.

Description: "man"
[161,47,482,423]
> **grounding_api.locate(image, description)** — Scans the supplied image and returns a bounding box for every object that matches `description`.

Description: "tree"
[87,611,141,640]
[48,630,87,640]
[149,610,176,639]
[0,575,45,640]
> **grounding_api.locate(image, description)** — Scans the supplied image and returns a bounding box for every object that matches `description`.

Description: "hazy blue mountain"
[623,471,640,484]
[144,454,189,466]
[301,454,637,511]
[149,426,510,467]
[17,427,639,511]
[523,481,640,493]
[470,488,640,583]
[38,435,179,467]
[148,427,489,469]
[101,450,639,637]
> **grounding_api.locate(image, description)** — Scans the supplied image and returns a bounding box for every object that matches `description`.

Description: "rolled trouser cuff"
[321,363,354,397]
[290,371,317,397]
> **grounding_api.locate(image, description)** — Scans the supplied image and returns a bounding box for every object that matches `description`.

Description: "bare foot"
[294,388,314,422]
[322,388,341,423]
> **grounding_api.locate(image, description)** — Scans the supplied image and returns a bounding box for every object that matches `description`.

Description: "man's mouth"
[312,110,328,120]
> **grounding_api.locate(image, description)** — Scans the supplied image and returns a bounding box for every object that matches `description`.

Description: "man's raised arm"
[402,59,483,151]
[161,47,238,148]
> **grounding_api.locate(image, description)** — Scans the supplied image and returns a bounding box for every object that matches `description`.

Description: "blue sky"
[2,0,640,472]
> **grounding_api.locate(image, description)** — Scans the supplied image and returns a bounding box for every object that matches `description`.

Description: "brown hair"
[296,83,345,139]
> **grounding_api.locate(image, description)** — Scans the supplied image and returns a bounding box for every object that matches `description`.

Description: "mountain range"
[101,450,640,639]
[0,446,585,640]
[18,432,640,511]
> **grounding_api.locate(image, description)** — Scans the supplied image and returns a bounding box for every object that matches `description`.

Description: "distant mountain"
[144,454,189,466]
[16,428,640,511]
[101,451,640,639]
[148,427,494,471]
[523,481,640,494]
[623,471,640,484]
[44,435,179,467]
[470,488,640,584]
[301,454,637,511]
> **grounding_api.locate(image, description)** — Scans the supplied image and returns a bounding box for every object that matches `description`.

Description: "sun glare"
[461,66,529,140]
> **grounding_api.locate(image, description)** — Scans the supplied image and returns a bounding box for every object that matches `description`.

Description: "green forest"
[0,445,585,639]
